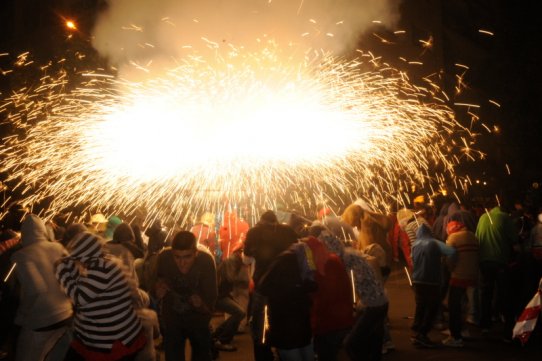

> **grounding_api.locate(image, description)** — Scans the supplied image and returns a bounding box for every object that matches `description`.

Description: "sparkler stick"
[350,269,356,304]
[262,305,269,344]
[3,263,16,283]
[404,266,412,287]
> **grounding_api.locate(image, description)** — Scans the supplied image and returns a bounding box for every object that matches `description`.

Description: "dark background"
[1,0,541,207]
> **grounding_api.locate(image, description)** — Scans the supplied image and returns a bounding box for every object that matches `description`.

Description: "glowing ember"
[0,45,481,226]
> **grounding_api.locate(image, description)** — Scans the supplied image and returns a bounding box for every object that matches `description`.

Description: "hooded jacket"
[318,229,388,308]
[411,224,456,285]
[11,214,73,329]
[56,232,143,352]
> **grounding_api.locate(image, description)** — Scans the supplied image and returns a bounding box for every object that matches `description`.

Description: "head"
[258,210,278,226]
[199,212,215,227]
[61,223,87,246]
[171,231,198,274]
[21,214,50,246]
[113,223,135,243]
[89,213,108,233]
[342,204,363,229]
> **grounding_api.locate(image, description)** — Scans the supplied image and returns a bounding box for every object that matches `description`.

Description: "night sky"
[1,0,542,206]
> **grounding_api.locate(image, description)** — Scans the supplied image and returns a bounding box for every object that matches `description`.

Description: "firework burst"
[0,44,481,226]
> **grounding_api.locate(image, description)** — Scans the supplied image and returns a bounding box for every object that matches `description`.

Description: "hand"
[189,294,203,308]
[155,280,170,299]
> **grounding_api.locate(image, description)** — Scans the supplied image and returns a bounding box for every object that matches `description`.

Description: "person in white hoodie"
[10,214,73,361]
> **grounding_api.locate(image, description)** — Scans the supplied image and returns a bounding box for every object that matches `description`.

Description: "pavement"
[160,263,542,361]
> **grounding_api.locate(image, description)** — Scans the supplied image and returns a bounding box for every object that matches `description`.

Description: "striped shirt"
[56,232,142,352]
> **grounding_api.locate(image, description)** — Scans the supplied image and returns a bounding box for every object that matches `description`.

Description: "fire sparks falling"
[0,45,481,226]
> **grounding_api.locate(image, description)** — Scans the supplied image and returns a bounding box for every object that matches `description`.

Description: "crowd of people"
[0,194,541,361]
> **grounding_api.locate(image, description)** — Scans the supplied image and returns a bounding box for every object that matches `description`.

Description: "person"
[342,203,393,267]
[304,231,354,361]
[475,201,518,340]
[341,203,395,353]
[104,223,145,283]
[0,228,20,359]
[11,214,73,361]
[528,211,542,286]
[56,231,146,361]
[318,227,388,361]
[243,210,298,361]
[410,223,456,348]
[443,213,479,347]
[153,231,217,361]
[219,208,249,260]
[258,242,316,361]
[212,244,249,352]
[105,223,157,361]
[191,212,218,258]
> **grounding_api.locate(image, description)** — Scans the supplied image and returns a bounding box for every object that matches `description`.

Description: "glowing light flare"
[0,46,481,226]
[65,20,77,31]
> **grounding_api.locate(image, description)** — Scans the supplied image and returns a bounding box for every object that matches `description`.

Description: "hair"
[258,210,278,225]
[172,231,197,251]
[113,223,135,243]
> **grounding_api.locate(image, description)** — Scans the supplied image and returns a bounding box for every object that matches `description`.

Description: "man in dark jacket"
[154,231,217,361]
[243,211,298,361]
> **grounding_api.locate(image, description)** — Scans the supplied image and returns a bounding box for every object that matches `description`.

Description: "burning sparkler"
[0,41,481,226]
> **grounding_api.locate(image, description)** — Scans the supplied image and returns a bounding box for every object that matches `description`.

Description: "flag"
[513,289,541,345]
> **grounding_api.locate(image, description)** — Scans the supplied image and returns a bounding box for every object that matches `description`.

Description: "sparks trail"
[0,44,482,225]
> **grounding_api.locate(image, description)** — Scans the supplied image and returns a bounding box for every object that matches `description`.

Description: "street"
[206,263,542,361]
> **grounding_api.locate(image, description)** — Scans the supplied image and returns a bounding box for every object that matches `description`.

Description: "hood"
[67,231,105,259]
[20,214,50,246]
[415,223,433,240]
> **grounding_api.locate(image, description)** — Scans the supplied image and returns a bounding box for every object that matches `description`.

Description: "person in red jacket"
[219,209,249,260]
[304,234,354,361]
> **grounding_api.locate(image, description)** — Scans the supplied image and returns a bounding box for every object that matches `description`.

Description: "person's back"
[258,245,315,357]
[56,232,146,359]
[243,211,298,361]
[244,215,298,285]
[410,223,455,348]
[476,206,517,265]
[11,214,73,361]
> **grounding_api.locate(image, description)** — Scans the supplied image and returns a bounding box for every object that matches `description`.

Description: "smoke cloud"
[92,0,401,68]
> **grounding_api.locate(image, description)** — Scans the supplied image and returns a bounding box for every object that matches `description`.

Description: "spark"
[478,29,494,36]
[65,20,77,31]
[489,99,501,107]
[3,263,16,283]
[0,44,480,226]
